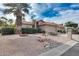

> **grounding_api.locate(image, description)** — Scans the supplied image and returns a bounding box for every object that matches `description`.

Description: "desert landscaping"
[0,33,72,56]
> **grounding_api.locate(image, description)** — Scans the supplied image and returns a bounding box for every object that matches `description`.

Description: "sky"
[0,3,79,25]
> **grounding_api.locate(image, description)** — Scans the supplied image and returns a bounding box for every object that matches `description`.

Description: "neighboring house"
[22,20,65,34]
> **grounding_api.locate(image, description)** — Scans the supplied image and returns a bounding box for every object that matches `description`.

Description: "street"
[62,43,79,56]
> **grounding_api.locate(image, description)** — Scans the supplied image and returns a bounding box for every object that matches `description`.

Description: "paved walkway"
[62,43,79,56]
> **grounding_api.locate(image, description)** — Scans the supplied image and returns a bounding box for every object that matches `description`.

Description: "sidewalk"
[39,40,78,56]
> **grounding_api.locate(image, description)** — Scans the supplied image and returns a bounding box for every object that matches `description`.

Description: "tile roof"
[38,21,64,29]
[22,20,64,29]
[22,21,33,25]
[38,21,58,26]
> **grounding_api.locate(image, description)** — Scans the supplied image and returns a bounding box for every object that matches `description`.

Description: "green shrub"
[0,29,1,33]
[57,30,66,33]
[22,28,36,34]
[21,28,45,34]
[1,27,15,35]
[36,28,45,33]
[49,32,57,36]
[72,29,79,34]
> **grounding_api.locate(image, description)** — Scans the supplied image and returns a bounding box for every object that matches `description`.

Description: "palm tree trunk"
[15,4,23,35]
[15,16,22,34]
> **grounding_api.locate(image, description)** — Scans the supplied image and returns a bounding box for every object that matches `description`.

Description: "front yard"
[0,34,71,56]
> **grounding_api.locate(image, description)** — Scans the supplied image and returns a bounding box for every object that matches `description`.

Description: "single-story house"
[22,20,33,28]
[22,20,65,34]
[38,21,58,34]
[57,24,65,31]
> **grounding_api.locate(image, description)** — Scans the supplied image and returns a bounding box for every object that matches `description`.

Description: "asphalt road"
[62,43,79,56]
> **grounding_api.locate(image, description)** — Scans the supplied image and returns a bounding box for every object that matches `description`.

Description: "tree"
[65,21,78,28]
[8,19,13,25]
[0,20,3,27]
[0,16,8,27]
[3,3,30,34]
[8,19,14,28]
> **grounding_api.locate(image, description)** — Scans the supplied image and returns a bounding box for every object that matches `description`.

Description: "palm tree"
[3,3,30,34]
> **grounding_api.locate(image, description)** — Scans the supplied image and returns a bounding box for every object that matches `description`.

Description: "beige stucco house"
[57,24,65,31]
[22,20,33,28]
[22,20,65,34]
[38,21,58,34]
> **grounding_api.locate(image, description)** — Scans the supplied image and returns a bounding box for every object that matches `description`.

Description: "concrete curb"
[39,40,78,56]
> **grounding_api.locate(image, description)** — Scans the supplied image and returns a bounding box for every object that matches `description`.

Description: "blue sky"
[30,3,79,24]
[0,3,79,24]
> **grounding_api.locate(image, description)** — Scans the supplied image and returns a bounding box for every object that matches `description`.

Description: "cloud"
[30,3,73,19]
[44,9,79,25]
[70,4,79,8]
[30,4,61,19]
[29,3,79,26]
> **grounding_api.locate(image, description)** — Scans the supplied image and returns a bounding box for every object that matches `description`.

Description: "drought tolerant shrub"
[0,29,1,33]
[57,30,66,33]
[1,27,15,35]
[21,28,45,34]
[49,32,57,36]
[22,28,36,34]
[72,29,79,34]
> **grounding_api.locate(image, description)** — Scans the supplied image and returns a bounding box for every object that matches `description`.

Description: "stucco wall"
[39,25,57,34]
[22,25,32,28]
[57,27,64,31]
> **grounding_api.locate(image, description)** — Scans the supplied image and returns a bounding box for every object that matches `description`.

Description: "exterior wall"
[22,24,32,28]
[39,25,57,34]
[77,28,79,32]
[32,20,37,29]
[57,27,64,31]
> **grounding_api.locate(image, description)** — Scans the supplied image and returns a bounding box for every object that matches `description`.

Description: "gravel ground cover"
[0,34,70,56]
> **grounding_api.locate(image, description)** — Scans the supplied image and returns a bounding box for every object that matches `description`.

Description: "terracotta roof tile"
[22,20,65,29]
[38,22,58,26]
[22,21,33,25]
